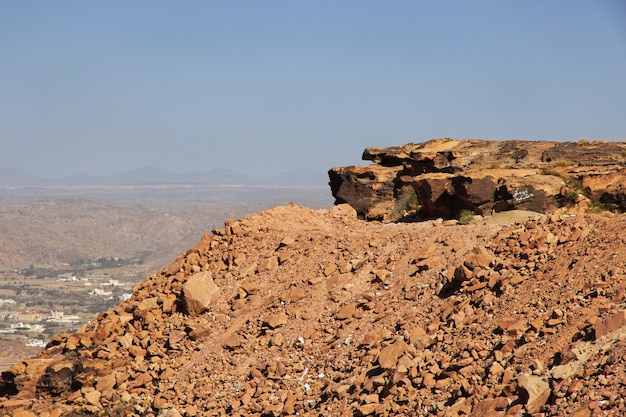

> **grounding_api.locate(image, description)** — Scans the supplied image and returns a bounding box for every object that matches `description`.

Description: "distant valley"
[0,174,333,367]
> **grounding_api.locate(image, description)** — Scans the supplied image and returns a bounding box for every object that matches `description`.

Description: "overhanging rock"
[328,138,626,221]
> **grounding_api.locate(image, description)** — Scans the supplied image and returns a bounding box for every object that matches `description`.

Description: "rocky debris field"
[1,203,626,416]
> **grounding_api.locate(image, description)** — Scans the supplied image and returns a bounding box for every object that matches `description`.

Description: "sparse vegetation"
[560,177,586,207]
[71,257,136,270]
[539,166,567,179]
[569,178,583,192]
[588,200,606,213]
[23,265,58,279]
[390,189,419,221]
[459,209,475,225]
[562,190,580,206]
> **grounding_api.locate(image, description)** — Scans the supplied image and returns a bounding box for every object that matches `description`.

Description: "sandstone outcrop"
[1,201,626,416]
[329,138,626,221]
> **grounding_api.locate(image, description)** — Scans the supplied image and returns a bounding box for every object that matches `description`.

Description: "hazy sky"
[2,1,626,178]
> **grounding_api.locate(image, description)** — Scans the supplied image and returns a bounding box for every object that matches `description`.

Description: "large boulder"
[181,271,220,316]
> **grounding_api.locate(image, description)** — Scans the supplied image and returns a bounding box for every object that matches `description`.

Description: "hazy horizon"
[0,164,328,181]
[2,1,625,179]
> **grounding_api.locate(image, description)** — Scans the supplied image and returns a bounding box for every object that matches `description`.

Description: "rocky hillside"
[329,139,626,221]
[1,200,625,416]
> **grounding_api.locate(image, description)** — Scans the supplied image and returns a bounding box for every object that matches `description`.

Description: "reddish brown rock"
[328,203,358,220]
[83,388,102,409]
[464,246,495,270]
[472,397,509,415]
[517,373,551,414]
[571,407,592,417]
[265,312,288,329]
[3,198,626,416]
[330,139,626,220]
[378,340,408,369]
[283,286,305,303]
[134,297,160,320]
[335,303,356,320]
[95,372,116,395]
[12,411,37,417]
[258,256,279,271]
[181,271,220,316]
[222,334,242,349]
[592,311,626,340]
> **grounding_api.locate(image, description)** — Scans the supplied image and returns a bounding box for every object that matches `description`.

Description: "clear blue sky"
[1,1,625,178]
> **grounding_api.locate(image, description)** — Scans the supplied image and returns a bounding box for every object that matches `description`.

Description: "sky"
[1,1,626,178]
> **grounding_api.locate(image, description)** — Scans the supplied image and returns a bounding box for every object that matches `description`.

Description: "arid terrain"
[0,185,331,369]
[1,140,626,416]
[1,204,625,416]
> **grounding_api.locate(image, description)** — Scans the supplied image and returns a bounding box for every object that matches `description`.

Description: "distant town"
[0,265,134,368]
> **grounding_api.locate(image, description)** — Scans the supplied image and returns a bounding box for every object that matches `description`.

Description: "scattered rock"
[181,271,220,316]
[335,303,356,320]
[2,199,626,416]
[265,312,288,329]
[517,373,551,414]
[378,340,408,369]
[593,311,626,339]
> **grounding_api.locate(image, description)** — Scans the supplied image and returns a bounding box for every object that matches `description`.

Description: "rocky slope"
[1,200,625,416]
[329,139,626,221]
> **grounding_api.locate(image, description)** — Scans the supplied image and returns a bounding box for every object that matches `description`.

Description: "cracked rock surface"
[329,138,626,221]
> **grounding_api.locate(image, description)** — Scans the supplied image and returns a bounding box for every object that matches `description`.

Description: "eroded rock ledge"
[328,138,626,221]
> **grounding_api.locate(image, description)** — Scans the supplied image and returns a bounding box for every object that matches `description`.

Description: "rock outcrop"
[329,138,626,221]
[1,202,626,416]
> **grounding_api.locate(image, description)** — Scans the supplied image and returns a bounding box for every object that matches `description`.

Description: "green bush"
[459,209,475,225]
[562,191,579,206]
[588,200,606,213]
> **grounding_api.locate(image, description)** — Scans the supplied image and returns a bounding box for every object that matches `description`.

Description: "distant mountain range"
[0,166,329,188]
[0,166,328,189]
